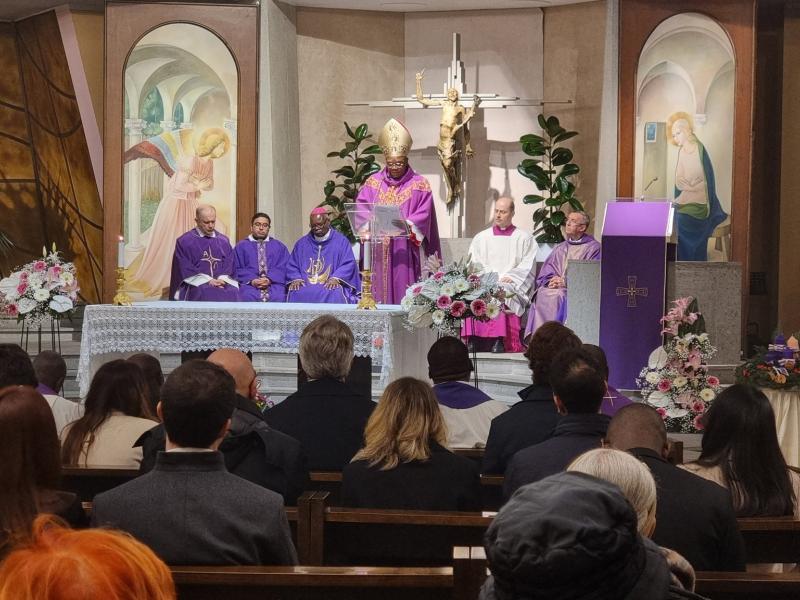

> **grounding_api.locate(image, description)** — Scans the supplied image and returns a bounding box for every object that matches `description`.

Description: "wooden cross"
[616,275,648,308]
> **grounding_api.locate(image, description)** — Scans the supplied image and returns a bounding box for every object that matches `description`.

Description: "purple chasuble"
[433,381,493,409]
[524,234,601,340]
[235,236,290,302]
[286,229,361,304]
[601,385,634,417]
[356,166,441,304]
[170,230,238,302]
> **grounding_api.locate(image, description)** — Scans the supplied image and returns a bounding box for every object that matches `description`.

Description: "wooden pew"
[296,491,492,567]
[695,572,800,599]
[61,466,139,501]
[171,546,487,600]
[737,517,800,564]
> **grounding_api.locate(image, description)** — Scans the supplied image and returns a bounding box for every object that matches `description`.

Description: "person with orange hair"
[0,515,175,600]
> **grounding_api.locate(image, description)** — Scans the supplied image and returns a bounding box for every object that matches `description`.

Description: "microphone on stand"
[640,177,659,201]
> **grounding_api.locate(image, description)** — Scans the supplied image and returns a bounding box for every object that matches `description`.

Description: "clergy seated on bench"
[482,322,582,475]
[0,515,176,599]
[606,404,746,572]
[503,346,610,499]
[137,349,309,505]
[427,337,508,449]
[523,210,601,342]
[286,208,360,304]
[92,360,297,566]
[462,196,537,353]
[342,377,481,511]
[679,384,800,572]
[235,212,290,302]
[482,472,706,600]
[265,316,375,471]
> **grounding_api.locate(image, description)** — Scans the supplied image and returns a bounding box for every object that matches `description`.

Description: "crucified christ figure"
[415,71,481,205]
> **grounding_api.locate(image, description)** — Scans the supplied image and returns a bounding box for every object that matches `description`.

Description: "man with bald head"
[137,348,308,504]
[607,403,745,572]
[169,204,239,301]
[463,197,537,352]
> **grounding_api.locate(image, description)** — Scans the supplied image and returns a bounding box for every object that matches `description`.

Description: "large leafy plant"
[518,114,584,244]
[321,122,382,242]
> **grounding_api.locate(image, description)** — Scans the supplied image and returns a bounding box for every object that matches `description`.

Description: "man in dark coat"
[92,360,297,566]
[607,403,746,572]
[265,315,375,470]
[503,347,610,498]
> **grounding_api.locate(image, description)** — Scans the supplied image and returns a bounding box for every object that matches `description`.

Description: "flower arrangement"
[736,334,800,389]
[0,245,80,327]
[401,256,507,337]
[637,297,721,433]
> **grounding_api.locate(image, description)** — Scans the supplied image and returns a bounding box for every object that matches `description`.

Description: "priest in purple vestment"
[286,208,360,304]
[234,212,290,302]
[356,118,441,305]
[170,204,239,302]
[523,211,601,342]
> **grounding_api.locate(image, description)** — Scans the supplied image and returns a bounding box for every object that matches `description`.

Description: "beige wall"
[542,1,607,236]
[779,4,800,334]
[296,8,405,221]
[70,10,104,138]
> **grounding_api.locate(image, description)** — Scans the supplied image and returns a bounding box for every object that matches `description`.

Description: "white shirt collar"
[196,228,216,238]
[248,234,271,242]
[313,230,332,243]
[166,447,215,453]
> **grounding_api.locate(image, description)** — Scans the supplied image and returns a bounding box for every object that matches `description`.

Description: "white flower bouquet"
[0,245,80,327]
[401,256,507,337]
[636,297,720,433]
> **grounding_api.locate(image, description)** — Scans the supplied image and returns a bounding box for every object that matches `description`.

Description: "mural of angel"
[125,127,231,296]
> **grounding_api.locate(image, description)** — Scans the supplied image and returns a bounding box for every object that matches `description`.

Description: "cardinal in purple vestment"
[524,211,601,342]
[170,205,239,302]
[356,118,441,305]
[286,208,360,304]
[235,212,290,302]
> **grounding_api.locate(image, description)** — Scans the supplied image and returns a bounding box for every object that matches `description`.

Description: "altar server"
[235,212,290,302]
[463,197,537,353]
[286,208,360,304]
[169,204,238,302]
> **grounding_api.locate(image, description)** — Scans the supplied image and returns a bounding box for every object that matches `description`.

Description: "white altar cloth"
[76,302,435,398]
[762,387,800,468]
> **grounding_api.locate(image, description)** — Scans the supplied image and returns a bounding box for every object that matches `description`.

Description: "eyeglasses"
[386,161,407,168]
[253,223,271,229]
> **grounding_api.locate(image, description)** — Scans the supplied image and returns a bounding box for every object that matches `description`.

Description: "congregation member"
[0,343,37,389]
[235,211,290,302]
[481,472,705,600]
[137,349,309,504]
[427,336,508,449]
[463,196,537,353]
[61,360,157,468]
[503,346,610,498]
[606,403,746,572]
[92,360,297,566]
[0,386,86,558]
[265,316,374,470]
[169,204,239,301]
[0,515,176,600]
[126,353,165,417]
[524,211,601,341]
[32,351,83,434]
[342,377,481,511]
[355,117,441,304]
[680,384,800,571]
[286,208,360,303]
[482,322,581,474]
[582,343,634,416]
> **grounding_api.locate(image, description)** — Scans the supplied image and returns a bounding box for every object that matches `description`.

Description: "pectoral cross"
[616,276,649,308]
[201,247,221,278]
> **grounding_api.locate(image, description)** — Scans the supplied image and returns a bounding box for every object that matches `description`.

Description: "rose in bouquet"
[0,245,80,327]
[401,256,508,336]
[736,334,800,389]
[637,297,720,433]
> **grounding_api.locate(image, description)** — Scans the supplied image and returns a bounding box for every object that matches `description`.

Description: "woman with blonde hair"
[0,515,175,600]
[342,377,480,511]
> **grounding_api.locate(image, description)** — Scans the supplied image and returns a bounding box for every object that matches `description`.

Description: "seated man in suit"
[607,403,746,572]
[136,348,309,504]
[265,315,375,470]
[92,360,297,566]
[503,346,610,499]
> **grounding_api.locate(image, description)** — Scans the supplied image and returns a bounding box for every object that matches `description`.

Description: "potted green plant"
[517,114,584,245]
[321,122,382,242]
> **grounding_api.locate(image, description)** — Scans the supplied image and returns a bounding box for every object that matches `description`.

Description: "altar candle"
[363,235,371,271]
[118,236,125,269]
